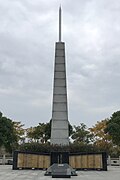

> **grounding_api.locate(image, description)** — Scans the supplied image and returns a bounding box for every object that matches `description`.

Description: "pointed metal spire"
[59,5,62,42]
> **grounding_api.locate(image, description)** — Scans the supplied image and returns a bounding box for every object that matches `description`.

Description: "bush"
[19,142,101,153]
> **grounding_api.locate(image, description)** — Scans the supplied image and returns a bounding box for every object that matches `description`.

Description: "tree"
[27,122,51,143]
[13,121,25,144]
[105,111,120,146]
[44,120,51,142]
[34,123,49,143]
[0,112,17,152]
[89,119,113,152]
[0,112,24,152]
[71,123,93,144]
[26,127,36,142]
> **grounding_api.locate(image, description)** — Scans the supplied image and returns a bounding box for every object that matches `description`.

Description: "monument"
[12,7,107,174]
[50,6,69,145]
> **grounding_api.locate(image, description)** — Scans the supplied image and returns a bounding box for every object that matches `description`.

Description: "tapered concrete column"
[51,42,69,145]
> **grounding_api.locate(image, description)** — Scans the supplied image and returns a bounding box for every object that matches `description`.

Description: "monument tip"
[59,5,61,10]
[59,5,62,42]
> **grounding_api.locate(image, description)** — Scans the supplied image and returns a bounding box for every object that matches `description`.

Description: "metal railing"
[0,155,13,165]
[107,156,120,166]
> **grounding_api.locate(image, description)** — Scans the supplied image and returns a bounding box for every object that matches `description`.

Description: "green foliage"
[13,121,25,143]
[69,143,99,153]
[89,119,113,153]
[19,142,69,153]
[27,121,51,143]
[0,112,17,152]
[19,142,99,153]
[0,112,24,153]
[105,111,120,146]
[71,123,93,144]
[69,123,73,136]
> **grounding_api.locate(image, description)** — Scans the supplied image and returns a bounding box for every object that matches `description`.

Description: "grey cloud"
[0,0,120,127]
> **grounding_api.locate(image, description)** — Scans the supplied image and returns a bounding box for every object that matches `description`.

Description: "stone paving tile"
[0,165,120,180]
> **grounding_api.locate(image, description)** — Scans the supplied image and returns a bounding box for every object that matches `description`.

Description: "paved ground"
[0,165,120,180]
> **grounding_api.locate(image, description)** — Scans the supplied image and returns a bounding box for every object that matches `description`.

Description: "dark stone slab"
[45,163,77,178]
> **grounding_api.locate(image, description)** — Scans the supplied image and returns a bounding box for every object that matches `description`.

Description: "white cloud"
[0,0,120,127]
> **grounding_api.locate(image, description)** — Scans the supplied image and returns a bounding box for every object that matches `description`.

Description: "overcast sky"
[0,0,120,128]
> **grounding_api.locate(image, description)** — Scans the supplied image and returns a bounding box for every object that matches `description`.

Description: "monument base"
[44,163,77,178]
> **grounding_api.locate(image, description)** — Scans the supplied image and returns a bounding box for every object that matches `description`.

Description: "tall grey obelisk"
[51,7,69,145]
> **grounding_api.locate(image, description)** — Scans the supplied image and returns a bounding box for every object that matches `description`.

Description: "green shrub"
[19,142,100,153]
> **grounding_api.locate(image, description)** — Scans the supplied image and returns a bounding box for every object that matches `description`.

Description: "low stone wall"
[70,152,107,170]
[17,153,50,169]
[12,151,107,170]
[69,153,103,170]
[13,151,50,170]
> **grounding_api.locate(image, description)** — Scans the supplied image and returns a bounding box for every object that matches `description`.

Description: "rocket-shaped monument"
[50,7,69,145]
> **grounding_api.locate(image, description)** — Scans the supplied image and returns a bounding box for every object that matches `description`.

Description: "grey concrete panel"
[51,140,69,145]
[56,50,65,56]
[54,87,66,94]
[56,42,65,49]
[51,129,69,139]
[53,95,67,102]
[55,57,65,64]
[54,72,65,78]
[53,103,67,111]
[52,120,68,129]
[52,111,67,119]
[55,64,65,71]
[51,138,69,145]
[54,79,66,86]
